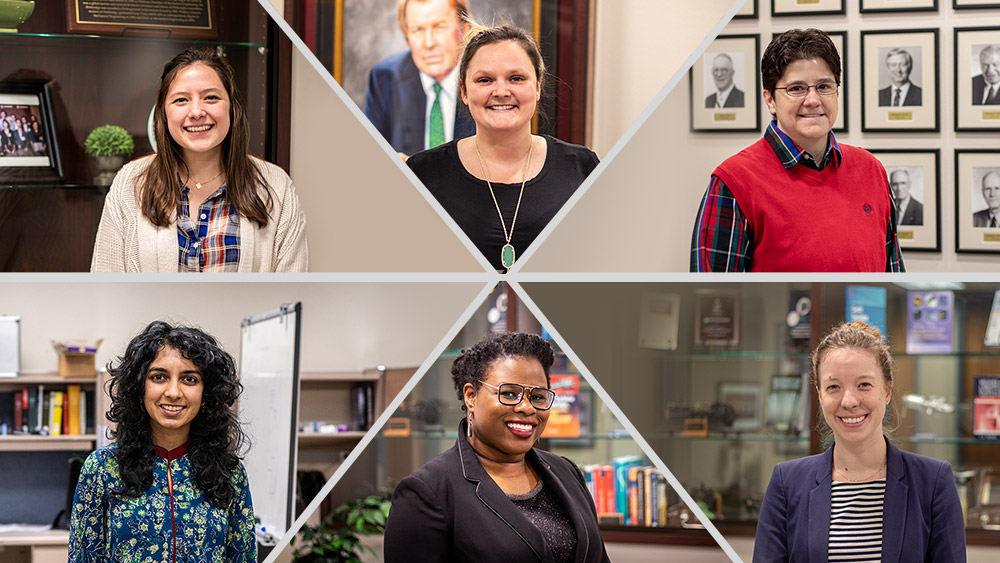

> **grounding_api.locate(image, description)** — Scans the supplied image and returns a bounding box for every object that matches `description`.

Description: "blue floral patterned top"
[68,442,256,562]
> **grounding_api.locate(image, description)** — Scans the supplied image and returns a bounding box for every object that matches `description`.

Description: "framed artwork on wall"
[868,149,940,252]
[734,0,758,18]
[690,34,760,133]
[955,149,1000,253]
[772,0,844,17]
[954,0,1000,9]
[861,29,939,132]
[860,0,937,13]
[955,27,1000,132]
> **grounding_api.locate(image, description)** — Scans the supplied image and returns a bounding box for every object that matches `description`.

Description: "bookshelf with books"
[0,373,99,452]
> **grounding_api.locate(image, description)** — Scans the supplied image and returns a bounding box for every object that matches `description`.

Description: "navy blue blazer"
[384,419,610,563]
[753,437,966,562]
[363,51,475,156]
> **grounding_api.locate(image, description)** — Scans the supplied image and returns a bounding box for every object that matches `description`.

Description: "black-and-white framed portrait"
[955,27,1000,132]
[690,35,760,132]
[860,0,938,12]
[772,30,847,132]
[772,0,844,17]
[869,149,940,252]
[861,29,939,132]
[956,150,1000,253]
[955,0,1000,9]
[0,79,63,185]
[734,0,758,18]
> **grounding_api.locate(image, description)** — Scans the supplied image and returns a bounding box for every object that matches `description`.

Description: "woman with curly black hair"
[384,332,609,563]
[68,321,256,562]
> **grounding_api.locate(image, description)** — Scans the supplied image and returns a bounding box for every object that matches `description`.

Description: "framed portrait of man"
[868,149,940,252]
[955,27,1000,132]
[771,30,847,132]
[956,150,1000,253]
[954,0,1000,8]
[860,0,937,12]
[689,35,759,132]
[861,29,939,132]
[772,0,844,16]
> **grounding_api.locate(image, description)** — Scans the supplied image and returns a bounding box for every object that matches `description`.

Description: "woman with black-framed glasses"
[384,332,610,563]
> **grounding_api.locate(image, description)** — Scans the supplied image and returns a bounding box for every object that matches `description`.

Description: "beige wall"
[1,282,484,374]
[529,1,1000,272]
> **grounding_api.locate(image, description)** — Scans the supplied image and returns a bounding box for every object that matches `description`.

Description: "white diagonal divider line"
[509,0,748,273]
[260,281,498,563]
[509,280,743,562]
[253,0,496,273]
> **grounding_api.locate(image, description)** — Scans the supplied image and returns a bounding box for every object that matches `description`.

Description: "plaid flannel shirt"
[177,184,241,272]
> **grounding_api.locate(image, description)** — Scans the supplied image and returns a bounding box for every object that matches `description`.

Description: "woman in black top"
[406,23,599,272]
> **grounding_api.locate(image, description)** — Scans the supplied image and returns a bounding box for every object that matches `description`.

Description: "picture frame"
[955,27,1000,132]
[772,30,847,132]
[0,79,64,184]
[955,0,1000,9]
[955,149,1000,253]
[772,0,845,17]
[719,383,762,431]
[860,0,937,13]
[868,149,941,252]
[690,34,760,133]
[734,0,758,18]
[65,0,218,39]
[861,29,939,132]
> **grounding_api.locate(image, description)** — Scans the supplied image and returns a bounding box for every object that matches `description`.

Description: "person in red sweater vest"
[691,29,905,272]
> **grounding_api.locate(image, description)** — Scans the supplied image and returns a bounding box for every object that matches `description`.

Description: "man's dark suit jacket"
[898,197,924,226]
[384,419,610,563]
[363,51,475,156]
[878,83,922,106]
[972,74,1000,105]
[753,437,966,562]
[705,87,745,108]
[974,208,998,227]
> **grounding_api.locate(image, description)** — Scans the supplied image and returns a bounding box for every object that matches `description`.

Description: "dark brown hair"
[140,48,272,228]
[458,23,546,96]
[761,28,841,93]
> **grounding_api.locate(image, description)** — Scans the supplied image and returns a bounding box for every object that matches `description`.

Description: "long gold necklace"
[184,170,224,190]
[475,135,533,270]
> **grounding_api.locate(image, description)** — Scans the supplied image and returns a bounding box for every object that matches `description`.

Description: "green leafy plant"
[84,124,134,158]
[292,495,390,563]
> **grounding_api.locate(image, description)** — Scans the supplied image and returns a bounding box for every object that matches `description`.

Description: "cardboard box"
[52,339,102,378]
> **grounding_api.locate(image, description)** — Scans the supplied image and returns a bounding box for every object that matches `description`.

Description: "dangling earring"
[467,411,474,438]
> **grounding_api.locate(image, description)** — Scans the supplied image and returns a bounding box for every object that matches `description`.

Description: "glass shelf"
[0,183,108,191]
[2,31,266,49]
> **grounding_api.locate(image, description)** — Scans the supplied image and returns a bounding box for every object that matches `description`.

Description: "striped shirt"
[177,184,241,272]
[690,121,905,272]
[828,479,886,562]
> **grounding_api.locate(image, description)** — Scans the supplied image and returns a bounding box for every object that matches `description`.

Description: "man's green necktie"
[429,82,445,148]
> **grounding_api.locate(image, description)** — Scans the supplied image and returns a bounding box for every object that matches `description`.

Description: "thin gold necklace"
[184,170,224,190]
[834,458,887,482]
[474,135,533,270]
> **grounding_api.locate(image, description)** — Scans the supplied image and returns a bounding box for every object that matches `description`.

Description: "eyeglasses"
[772,81,838,97]
[479,382,555,410]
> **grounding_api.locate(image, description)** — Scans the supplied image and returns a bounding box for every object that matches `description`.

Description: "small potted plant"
[291,495,390,563]
[84,124,134,186]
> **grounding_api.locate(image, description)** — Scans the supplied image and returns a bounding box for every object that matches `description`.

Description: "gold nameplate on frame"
[984,233,1000,243]
[714,113,737,122]
[888,112,913,121]
[898,231,914,240]
[983,111,1000,121]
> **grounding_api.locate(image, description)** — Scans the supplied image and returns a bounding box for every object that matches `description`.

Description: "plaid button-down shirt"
[177,185,241,272]
[690,121,905,272]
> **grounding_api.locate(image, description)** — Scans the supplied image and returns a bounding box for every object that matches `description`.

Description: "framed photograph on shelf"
[719,383,762,431]
[869,149,940,252]
[0,79,64,184]
[955,27,1000,132]
[861,29,939,132]
[734,0,758,18]
[772,30,847,132]
[772,0,845,17]
[956,150,1000,253]
[690,35,760,132]
[955,0,1000,9]
[860,0,938,12]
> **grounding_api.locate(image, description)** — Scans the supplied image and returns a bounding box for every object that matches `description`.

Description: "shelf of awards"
[0,434,96,452]
[0,31,266,49]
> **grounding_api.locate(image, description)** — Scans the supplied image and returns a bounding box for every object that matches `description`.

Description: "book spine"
[67,385,81,435]
[51,391,63,436]
[627,466,640,526]
[13,388,23,432]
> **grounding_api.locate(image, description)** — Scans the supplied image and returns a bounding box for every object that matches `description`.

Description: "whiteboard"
[0,316,19,377]
[239,303,300,541]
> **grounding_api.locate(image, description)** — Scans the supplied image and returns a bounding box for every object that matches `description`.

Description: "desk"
[0,530,68,563]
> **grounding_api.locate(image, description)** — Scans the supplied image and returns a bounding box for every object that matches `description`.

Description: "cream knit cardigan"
[91,155,309,272]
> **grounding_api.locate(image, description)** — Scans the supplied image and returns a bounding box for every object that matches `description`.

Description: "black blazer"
[972,74,1000,105]
[363,51,475,156]
[384,419,610,563]
[705,87,744,108]
[878,84,922,106]
[898,197,923,226]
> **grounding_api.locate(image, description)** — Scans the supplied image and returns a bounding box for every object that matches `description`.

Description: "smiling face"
[164,62,231,162]
[404,0,464,82]
[981,49,1000,86]
[763,58,838,158]
[886,52,912,87]
[143,346,204,448]
[712,54,735,91]
[464,355,550,462]
[889,169,911,203]
[461,40,540,135]
[817,347,891,449]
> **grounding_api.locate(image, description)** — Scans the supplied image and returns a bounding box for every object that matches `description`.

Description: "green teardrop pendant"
[501,244,515,269]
